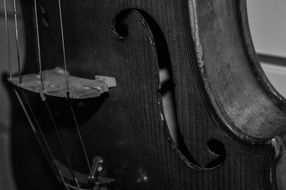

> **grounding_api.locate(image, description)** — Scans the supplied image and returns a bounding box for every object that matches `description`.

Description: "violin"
[2,0,286,189]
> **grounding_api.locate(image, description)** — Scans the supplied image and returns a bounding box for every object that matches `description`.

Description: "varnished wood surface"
[5,0,286,190]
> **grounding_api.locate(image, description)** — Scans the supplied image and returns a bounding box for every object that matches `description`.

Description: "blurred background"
[0,0,285,189]
[247,0,286,97]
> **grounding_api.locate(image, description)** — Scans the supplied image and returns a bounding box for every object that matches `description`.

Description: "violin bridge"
[8,67,116,99]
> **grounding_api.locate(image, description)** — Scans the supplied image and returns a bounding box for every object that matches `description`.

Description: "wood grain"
[5,0,286,189]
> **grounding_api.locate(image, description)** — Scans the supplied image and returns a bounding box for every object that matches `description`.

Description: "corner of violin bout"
[95,75,117,88]
[270,136,285,159]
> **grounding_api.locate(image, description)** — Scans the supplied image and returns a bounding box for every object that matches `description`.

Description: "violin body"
[6,0,286,189]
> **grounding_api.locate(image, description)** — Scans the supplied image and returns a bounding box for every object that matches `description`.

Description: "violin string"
[58,0,92,176]
[12,0,22,84]
[5,0,69,188]
[3,0,12,79]
[33,1,80,189]
[43,100,81,190]
[68,99,92,174]
[23,93,80,190]
[33,0,43,85]
[58,170,71,190]
[14,90,69,189]
[58,0,67,71]
[58,0,69,95]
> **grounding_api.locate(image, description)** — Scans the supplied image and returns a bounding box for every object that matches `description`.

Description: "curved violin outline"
[112,9,227,171]
[187,0,286,142]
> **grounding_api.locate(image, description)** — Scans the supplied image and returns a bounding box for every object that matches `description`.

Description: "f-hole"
[113,9,226,170]
[113,9,203,168]
[206,139,226,168]
[113,9,181,145]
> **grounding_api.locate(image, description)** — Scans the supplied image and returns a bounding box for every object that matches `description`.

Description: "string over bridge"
[8,67,117,99]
